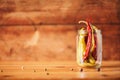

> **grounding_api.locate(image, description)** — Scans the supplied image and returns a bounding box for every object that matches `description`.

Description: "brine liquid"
[76,30,102,68]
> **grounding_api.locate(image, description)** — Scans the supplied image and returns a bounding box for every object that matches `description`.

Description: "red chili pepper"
[92,35,97,60]
[83,21,92,60]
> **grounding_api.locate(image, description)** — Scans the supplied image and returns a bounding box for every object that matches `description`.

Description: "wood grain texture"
[0,0,120,25]
[0,25,119,61]
[0,0,120,61]
[0,61,120,80]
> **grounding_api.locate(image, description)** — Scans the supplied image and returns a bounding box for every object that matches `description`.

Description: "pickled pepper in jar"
[76,21,102,68]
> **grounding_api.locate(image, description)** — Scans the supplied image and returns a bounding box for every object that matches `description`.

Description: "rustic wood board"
[0,0,120,25]
[0,25,120,61]
[0,61,120,80]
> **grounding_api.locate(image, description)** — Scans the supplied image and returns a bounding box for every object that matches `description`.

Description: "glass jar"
[76,21,102,70]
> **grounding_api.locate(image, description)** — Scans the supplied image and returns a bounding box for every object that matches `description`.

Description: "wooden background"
[0,0,120,61]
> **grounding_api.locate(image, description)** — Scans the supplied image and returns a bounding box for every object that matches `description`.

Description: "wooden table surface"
[0,61,120,80]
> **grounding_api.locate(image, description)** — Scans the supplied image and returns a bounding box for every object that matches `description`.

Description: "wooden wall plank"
[0,25,119,61]
[0,0,120,25]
